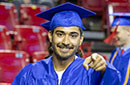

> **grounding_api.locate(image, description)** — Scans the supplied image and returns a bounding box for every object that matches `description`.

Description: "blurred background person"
[105,13,130,85]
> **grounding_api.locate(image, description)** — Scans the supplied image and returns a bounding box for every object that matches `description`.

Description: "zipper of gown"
[54,72,58,85]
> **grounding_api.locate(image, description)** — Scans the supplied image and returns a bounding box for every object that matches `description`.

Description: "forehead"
[111,26,128,32]
[54,26,80,33]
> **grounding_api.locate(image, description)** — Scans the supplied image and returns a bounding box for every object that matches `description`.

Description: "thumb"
[91,53,98,61]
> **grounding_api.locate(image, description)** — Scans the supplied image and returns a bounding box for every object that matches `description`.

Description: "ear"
[79,34,84,45]
[48,31,52,43]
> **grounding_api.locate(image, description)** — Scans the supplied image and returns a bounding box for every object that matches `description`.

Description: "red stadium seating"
[20,4,49,25]
[0,3,19,31]
[14,25,48,56]
[80,42,108,60]
[81,0,104,12]
[0,25,12,50]
[106,1,130,34]
[80,42,92,58]
[109,3,130,13]
[0,50,30,83]
[106,0,129,3]
[32,51,48,63]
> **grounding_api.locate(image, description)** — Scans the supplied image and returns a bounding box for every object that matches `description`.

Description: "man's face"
[111,26,130,47]
[48,26,84,60]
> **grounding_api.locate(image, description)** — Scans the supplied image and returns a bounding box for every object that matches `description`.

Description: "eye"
[70,33,78,38]
[57,32,64,37]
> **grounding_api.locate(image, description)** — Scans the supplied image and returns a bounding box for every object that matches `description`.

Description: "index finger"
[83,56,92,70]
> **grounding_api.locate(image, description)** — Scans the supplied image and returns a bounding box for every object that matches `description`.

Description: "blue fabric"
[110,13,130,17]
[112,17,130,27]
[41,11,86,31]
[36,2,96,21]
[50,11,85,30]
[36,2,96,31]
[109,48,130,85]
[41,22,50,31]
[12,56,120,85]
[110,13,130,27]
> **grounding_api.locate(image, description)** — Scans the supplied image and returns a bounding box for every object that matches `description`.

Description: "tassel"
[104,15,122,45]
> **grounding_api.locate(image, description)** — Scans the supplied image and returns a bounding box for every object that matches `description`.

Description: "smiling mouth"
[60,48,70,53]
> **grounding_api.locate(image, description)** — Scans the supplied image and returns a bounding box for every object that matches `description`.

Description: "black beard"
[52,43,77,60]
[55,54,71,60]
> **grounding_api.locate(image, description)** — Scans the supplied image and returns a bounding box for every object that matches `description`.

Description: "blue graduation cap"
[41,22,50,31]
[36,2,96,31]
[110,13,130,27]
[104,12,130,45]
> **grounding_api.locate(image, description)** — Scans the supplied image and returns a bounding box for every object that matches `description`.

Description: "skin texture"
[48,26,107,73]
[48,26,84,71]
[111,26,130,47]
[83,53,107,74]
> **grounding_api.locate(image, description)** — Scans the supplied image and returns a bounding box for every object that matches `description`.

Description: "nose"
[112,35,118,42]
[62,35,70,45]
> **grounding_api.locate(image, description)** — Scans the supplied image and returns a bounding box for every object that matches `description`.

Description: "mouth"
[57,43,74,49]
[56,43,74,53]
[116,38,120,43]
[60,48,70,53]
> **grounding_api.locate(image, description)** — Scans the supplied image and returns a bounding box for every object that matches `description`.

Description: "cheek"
[117,32,123,38]
[119,33,126,39]
[54,38,62,43]
[70,38,81,46]
[53,36,63,44]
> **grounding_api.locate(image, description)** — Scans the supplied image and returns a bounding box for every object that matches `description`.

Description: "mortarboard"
[36,2,96,31]
[104,12,130,45]
[110,13,130,27]
[41,22,50,31]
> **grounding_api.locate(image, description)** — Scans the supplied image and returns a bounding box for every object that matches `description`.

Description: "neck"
[52,54,75,72]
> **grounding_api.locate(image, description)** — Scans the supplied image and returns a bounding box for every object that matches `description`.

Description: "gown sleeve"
[11,64,33,85]
[86,61,121,85]
[100,61,121,85]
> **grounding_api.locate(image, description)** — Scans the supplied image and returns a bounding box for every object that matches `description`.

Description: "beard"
[52,43,78,60]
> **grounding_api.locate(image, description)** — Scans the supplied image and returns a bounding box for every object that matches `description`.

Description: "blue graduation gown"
[12,56,120,85]
[110,48,130,85]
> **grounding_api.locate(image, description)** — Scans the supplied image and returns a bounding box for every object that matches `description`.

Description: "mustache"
[57,43,74,49]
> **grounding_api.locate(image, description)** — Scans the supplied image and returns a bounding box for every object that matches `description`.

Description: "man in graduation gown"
[12,2,120,85]
[108,13,130,85]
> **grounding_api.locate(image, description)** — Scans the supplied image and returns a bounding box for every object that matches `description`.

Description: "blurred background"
[0,0,130,84]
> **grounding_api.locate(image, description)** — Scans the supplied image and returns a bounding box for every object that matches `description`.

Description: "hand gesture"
[83,53,107,73]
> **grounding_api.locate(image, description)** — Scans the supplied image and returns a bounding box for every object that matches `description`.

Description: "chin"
[115,43,122,47]
[113,41,119,46]
[115,44,120,47]
[57,55,71,60]
[56,52,75,60]
[54,47,77,60]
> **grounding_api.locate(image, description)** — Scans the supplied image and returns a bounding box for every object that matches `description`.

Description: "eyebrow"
[55,30,65,34]
[55,30,79,35]
[70,32,79,35]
